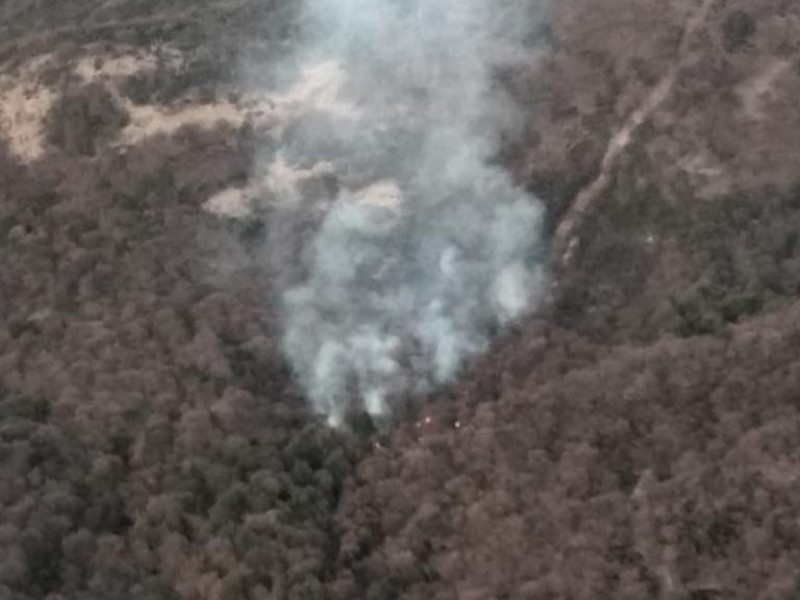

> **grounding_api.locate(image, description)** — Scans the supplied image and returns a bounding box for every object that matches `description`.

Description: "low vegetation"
[1,0,799,598]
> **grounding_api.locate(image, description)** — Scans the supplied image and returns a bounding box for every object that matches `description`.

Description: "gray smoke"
[268,0,546,426]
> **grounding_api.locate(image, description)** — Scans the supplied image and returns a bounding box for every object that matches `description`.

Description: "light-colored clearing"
[0,77,56,161]
[0,47,358,164]
[121,101,245,144]
[0,54,57,161]
[121,59,358,145]
[204,155,337,218]
[71,48,248,146]
[204,187,253,218]
[74,52,159,82]
[355,180,404,212]
[116,59,358,146]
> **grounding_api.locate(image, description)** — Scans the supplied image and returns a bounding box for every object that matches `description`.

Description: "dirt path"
[550,0,717,270]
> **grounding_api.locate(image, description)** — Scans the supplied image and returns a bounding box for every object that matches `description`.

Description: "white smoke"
[262,0,546,426]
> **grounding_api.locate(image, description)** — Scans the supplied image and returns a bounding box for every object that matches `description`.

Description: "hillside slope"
[0,1,799,599]
[332,302,800,598]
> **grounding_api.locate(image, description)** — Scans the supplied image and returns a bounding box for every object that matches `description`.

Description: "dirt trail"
[551,0,717,270]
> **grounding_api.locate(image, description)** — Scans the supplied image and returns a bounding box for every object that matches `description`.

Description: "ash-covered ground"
[1,1,800,598]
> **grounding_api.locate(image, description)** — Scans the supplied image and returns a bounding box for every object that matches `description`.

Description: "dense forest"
[1,0,800,598]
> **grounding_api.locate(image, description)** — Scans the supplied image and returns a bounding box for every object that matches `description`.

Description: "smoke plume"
[262,0,546,426]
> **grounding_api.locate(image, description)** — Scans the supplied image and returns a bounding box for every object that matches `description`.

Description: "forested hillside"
[1,0,799,598]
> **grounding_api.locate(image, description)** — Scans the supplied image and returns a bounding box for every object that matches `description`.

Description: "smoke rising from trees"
[269,0,546,426]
